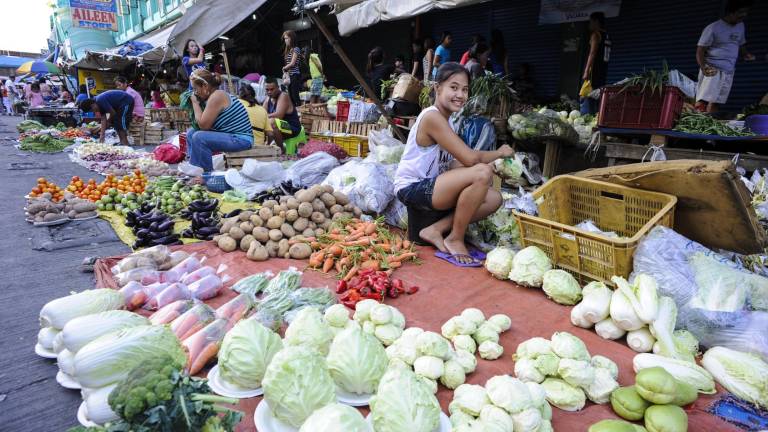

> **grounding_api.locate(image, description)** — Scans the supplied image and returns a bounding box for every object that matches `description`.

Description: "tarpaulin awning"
[0,55,37,69]
[169,0,268,53]
[71,22,177,70]
[333,0,491,36]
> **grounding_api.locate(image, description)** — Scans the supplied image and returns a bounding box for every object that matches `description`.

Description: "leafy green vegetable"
[218,319,283,389]
[674,110,754,136]
[40,288,125,329]
[702,346,768,410]
[231,272,272,296]
[370,367,441,432]
[509,246,552,287]
[326,326,388,394]
[61,310,149,354]
[283,307,334,356]
[108,356,180,419]
[542,270,582,305]
[298,403,368,432]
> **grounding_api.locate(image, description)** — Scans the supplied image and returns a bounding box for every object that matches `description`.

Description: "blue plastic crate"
[202,173,231,193]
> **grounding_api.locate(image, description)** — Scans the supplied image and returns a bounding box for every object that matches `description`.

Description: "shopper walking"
[580,12,611,114]
[182,39,206,89]
[394,62,513,266]
[695,0,755,113]
[460,35,485,66]
[4,75,17,115]
[308,51,324,104]
[281,30,302,107]
[367,47,395,100]
[431,32,453,79]
[186,69,253,172]
[489,29,509,76]
[114,76,145,123]
[411,39,424,80]
[422,38,437,82]
[78,89,135,145]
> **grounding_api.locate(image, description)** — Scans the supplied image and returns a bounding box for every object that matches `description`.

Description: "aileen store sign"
[70,0,118,31]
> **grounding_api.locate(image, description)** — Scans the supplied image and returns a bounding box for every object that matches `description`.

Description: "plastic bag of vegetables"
[507,112,578,144]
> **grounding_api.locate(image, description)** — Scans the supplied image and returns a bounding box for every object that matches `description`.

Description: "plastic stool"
[406,205,450,244]
[284,126,308,155]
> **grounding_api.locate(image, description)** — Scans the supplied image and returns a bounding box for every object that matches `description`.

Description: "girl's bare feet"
[419,226,447,252]
[443,235,476,264]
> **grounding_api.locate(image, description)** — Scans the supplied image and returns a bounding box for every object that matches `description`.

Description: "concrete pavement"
[0,115,130,430]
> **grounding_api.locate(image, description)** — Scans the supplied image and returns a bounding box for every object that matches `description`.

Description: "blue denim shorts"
[397,177,438,212]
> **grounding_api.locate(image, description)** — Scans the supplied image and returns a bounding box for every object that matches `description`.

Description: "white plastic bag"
[668,70,696,99]
[366,129,405,165]
[322,160,394,214]
[383,198,408,229]
[240,160,285,183]
[285,151,340,187]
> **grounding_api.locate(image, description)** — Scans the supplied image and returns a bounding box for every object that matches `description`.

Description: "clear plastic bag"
[383,198,408,230]
[247,308,283,332]
[161,255,203,284]
[632,226,768,358]
[119,281,147,310]
[232,271,274,296]
[366,129,405,165]
[171,303,216,340]
[189,274,225,300]
[142,282,170,301]
[114,267,159,287]
[149,299,195,325]
[147,282,192,311]
[322,160,395,214]
[215,293,257,323]
[180,264,227,286]
[507,112,578,143]
[285,151,340,187]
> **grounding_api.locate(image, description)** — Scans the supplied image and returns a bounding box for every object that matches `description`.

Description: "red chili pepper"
[342,299,357,309]
[336,280,348,294]
[360,286,371,296]
[392,279,404,291]
[367,292,384,301]
[349,277,360,288]
[406,285,419,294]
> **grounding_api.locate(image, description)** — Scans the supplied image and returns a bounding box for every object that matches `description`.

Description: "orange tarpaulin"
[94,241,738,432]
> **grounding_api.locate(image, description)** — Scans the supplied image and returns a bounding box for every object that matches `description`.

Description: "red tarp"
[94,241,738,432]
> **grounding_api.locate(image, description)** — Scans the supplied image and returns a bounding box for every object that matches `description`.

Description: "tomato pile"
[335,270,418,308]
[29,178,65,202]
[67,170,148,202]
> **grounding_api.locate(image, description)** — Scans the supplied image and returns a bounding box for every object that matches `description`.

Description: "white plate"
[254,400,300,432]
[35,343,58,359]
[207,365,264,398]
[77,402,98,428]
[56,370,81,390]
[33,218,70,227]
[365,412,450,432]
[336,386,373,407]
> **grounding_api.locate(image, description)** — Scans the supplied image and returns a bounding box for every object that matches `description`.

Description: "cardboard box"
[391,74,423,103]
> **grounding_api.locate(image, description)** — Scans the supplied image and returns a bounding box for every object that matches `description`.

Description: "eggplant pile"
[180,199,221,241]
[125,203,180,249]
[253,180,304,204]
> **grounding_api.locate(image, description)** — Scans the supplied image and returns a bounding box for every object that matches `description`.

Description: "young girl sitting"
[394,62,514,267]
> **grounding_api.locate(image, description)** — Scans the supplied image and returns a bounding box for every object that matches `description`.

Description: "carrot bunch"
[307,218,418,279]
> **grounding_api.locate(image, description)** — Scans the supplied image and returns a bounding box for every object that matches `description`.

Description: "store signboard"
[70,0,118,32]
[539,0,621,24]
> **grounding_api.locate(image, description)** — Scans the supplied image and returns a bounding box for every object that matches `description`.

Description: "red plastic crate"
[336,100,350,122]
[598,85,685,129]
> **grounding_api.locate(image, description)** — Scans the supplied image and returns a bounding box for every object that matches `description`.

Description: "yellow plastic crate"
[513,175,676,285]
[333,134,369,157]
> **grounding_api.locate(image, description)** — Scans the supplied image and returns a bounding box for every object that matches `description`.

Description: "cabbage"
[511,407,542,432]
[369,367,441,432]
[40,289,124,329]
[595,317,627,340]
[386,338,419,365]
[534,354,561,377]
[414,355,445,380]
[609,282,644,331]
[389,306,406,329]
[515,337,553,359]
[650,296,690,361]
[262,346,337,427]
[488,314,512,332]
[73,325,185,388]
[452,383,490,416]
[441,359,466,389]
[327,326,388,394]
[453,334,477,353]
[61,311,149,354]
[627,327,656,353]
[541,378,586,411]
[702,346,768,409]
[485,247,516,279]
[418,375,438,394]
[542,270,582,305]
[689,252,748,312]
[633,353,715,394]
[324,304,350,327]
[284,307,334,356]
[479,341,504,360]
[551,331,590,361]
[352,299,379,322]
[454,349,478,374]
[298,403,368,432]
[515,357,545,383]
[450,410,476,429]
[461,308,486,326]
[578,282,612,324]
[374,324,403,346]
[58,349,76,375]
[493,158,524,184]
[480,404,514,430]
[370,304,393,325]
[473,321,501,345]
[591,355,619,380]
[453,316,479,336]
[84,384,119,424]
[441,317,460,339]
[416,331,451,359]
[508,246,551,287]
[218,319,282,389]
[37,327,59,350]
[485,375,533,414]
[584,367,619,404]
[557,358,595,387]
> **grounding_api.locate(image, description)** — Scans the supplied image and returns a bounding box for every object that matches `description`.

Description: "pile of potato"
[26,193,98,223]
[214,184,362,262]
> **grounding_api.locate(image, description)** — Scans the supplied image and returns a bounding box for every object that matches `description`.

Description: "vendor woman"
[394,62,514,267]
[187,69,253,172]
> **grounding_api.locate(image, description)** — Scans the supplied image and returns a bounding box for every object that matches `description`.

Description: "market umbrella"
[242,72,261,82]
[16,61,60,75]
